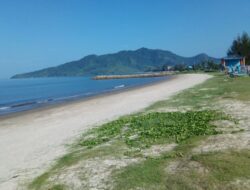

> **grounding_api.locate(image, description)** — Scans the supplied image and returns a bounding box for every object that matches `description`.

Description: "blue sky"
[0,0,250,78]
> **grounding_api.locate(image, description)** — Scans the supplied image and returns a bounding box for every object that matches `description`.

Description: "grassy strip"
[147,73,250,110]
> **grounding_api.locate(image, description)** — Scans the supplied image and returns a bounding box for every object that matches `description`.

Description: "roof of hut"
[222,56,245,60]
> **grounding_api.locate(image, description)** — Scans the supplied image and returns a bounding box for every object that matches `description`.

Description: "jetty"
[93,71,174,80]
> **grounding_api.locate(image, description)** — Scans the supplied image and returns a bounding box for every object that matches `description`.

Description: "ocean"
[0,76,170,115]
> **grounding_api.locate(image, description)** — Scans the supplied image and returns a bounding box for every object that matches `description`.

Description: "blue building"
[221,56,246,75]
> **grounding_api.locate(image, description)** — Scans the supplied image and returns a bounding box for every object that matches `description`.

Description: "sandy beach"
[0,74,211,189]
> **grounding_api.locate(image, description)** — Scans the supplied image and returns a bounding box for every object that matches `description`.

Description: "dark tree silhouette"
[228,32,250,65]
[193,61,219,71]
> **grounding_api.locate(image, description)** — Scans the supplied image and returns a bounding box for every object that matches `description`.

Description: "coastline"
[0,74,212,189]
[0,75,173,120]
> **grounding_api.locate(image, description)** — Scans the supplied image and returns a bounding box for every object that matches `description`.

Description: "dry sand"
[0,74,211,189]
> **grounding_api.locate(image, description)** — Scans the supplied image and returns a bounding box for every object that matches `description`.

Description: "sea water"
[0,76,170,115]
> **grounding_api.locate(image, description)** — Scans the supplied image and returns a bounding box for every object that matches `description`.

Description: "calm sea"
[0,76,170,115]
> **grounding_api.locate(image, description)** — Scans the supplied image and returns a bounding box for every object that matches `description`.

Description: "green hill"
[11,48,219,78]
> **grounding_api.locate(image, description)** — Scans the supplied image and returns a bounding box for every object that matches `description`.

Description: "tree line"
[163,32,250,72]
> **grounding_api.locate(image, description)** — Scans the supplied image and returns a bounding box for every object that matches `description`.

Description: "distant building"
[221,56,247,75]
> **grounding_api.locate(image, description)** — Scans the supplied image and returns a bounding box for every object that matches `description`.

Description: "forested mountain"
[12,48,219,78]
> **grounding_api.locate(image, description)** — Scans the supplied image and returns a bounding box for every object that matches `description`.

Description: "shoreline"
[0,75,174,120]
[0,74,211,189]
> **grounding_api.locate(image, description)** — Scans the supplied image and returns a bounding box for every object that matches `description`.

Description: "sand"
[0,74,211,189]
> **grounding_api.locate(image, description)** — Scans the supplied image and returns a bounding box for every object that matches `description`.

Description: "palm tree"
[228,32,250,65]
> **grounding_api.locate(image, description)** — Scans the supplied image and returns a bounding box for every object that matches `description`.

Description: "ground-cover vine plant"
[79,110,227,149]
[30,110,229,190]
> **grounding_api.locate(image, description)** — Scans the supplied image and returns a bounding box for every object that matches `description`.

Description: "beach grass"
[113,137,250,190]
[164,150,250,190]
[29,141,126,190]
[147,73,250,110]
[113,136,204,190]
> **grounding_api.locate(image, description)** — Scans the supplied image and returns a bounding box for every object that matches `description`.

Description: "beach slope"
[0,74,211,189]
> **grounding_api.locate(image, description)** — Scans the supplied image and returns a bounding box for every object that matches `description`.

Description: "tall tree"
[228,32,250,65]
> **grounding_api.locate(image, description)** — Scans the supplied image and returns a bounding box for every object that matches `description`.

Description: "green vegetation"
[114,140,250,190]
[49,184,66,190]
[79,111,224,149]
[193,60,220,71]
[164,150,250,190]
[113,74,250,190]
[114,158,167,190]
[169,60,220,72]
[192,150,250,182]
[113,137,204,190]
[29,74,250,190]
[11,48,218,78]
[30,110,226,190]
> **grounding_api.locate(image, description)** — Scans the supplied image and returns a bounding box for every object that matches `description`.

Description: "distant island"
[11,48,219,79]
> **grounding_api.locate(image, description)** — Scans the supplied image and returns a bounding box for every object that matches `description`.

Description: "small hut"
[221,56,247,75]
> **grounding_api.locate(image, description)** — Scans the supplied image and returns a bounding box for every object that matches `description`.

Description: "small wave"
[54,92,96,101]
[114,84,125,89]
[0,106,11,110]
[84,92,93,96]
[11,101,37,108]
[37,98,54,104]
[53,94,82,101]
